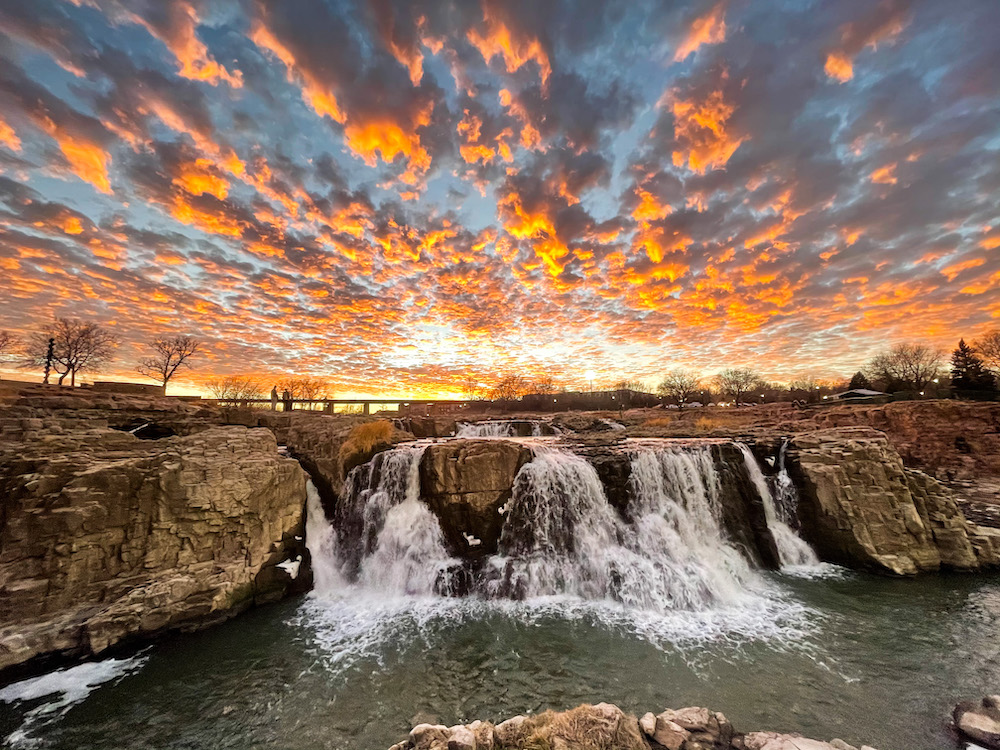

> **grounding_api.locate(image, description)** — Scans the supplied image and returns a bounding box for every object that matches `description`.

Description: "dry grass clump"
[694,415,727,431]
[339,420,395,473]
[643,416,677,427]
[497,705,645,750]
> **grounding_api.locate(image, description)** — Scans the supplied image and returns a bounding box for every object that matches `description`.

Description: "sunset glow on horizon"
[1,0,998,398]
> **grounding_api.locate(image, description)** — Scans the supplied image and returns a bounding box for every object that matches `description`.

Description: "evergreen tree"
[848,371,872,390]
[951,339,997,392]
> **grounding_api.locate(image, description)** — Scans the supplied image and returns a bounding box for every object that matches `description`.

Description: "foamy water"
[0,656,148,747]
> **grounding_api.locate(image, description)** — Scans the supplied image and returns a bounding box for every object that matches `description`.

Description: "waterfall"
[455,420,551,437]
[736,443,819,569]
[308,439,816,612]
[625,446,762,608]
[456,421,517,437]
[487,444,763,611]
[305,480,344,593]
[308,446,455,597]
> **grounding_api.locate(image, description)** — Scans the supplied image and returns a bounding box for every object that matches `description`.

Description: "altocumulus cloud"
[0,0,998,394]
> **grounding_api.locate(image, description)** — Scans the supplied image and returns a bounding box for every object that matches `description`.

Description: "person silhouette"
[270,386,278,411]
[282,389,292,412]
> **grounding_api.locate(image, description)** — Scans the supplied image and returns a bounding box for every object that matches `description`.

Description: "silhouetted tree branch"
[137,335,200,395]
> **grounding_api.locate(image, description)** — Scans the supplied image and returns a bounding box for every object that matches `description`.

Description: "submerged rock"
[386,704,880,750]
[0,425,308,680]
[953,696,1000,749]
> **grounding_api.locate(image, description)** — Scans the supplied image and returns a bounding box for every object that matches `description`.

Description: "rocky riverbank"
[386,702,880,750]
[0,415,308,681]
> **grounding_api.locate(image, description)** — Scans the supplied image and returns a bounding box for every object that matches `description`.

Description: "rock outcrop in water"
[786,428,1000,575]
[953,696,1000,749]
[0,424,308,680]
[387,703,879,750]
[420,439,532,556]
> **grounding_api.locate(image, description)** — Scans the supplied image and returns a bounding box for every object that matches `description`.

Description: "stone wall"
[0,425,308,680]
[786,428,998,574]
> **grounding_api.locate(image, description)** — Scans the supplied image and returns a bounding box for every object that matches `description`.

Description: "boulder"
[786,428,994,574]
[388,704,884,750]
[420,440,532,556]
[0,425,308,680]
[409,724,451,750]
[953,696,1000,749]
[737,733,869,750]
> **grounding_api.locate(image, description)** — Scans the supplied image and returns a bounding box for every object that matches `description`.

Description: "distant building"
[831,388,886,400]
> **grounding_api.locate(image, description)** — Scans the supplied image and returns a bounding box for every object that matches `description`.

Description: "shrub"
[339,420,395,474]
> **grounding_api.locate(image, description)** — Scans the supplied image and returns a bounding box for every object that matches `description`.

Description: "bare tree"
[489,374,529,401]
[208,375,264,404]
[529,376,557,395]
[461,374,483,401]
[974,330,1000,375]
[657,369,703,408]
[276,376,331,401]
[713,368,765,406]
[23,318,119,386]
[865,343,943,393]
[137,335,199,395]
[611,378,645,409]
[0,331,18,361]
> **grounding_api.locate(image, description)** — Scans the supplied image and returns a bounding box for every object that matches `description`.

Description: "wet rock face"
[419,440,532,557]
[386,703,879,750]
[712,443,781,569]
[0,425,308,680]
[786,428,998,574]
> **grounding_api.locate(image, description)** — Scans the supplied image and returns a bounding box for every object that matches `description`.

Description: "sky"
[0,0,998,398]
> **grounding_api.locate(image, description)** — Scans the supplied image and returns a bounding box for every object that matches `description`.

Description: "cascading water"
[455,420,550,437]
[737,443,819,569]
[299,438,813,671]
[487,443,765,611]
[308,445,455,597]
[456,421,518,437]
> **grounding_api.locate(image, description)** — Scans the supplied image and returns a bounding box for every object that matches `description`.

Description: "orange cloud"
[499,89,542,150]
[824,52,854,82]
[250,21,344,122]
[824,2,909,82]
[468,7,551,88]
[498,190,568,277]
[174,157,229,200]
[870,163,897,184]
[674,2,727,62]
[41,118,112,193]
[62,216,84,235]
[146,1,243,87]
[0,118,21,151]
[670,88,745,173]
[344,109,432,185]
[942,257,985,281]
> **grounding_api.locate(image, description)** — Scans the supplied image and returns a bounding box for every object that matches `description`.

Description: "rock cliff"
[786,428,999,574]
[386,702,879,750]
[0,424,308,680]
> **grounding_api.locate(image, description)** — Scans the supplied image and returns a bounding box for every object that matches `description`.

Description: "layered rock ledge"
[786,428,1000,574]
[386,702,879,750]
[0,424,308,680]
